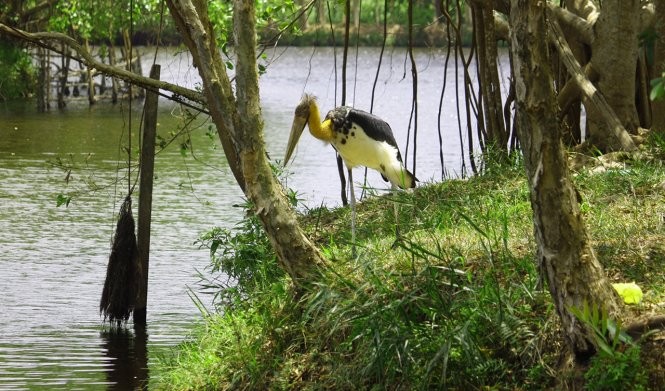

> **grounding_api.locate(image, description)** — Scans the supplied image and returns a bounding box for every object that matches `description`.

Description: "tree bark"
[548,17,637,152]
[652,1,665,132]
[587,1,642,147]
[509,0,621,360]
[166,0,328,285]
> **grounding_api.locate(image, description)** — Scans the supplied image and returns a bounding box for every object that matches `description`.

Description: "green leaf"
[650,80,665,101]
[56,194,71,207]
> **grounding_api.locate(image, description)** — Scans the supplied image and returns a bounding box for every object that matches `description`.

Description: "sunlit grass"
[152,133,665,390]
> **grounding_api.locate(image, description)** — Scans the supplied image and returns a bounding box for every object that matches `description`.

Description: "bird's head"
[284,94,318,166]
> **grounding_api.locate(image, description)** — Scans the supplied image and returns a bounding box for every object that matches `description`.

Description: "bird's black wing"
[346,109,404,162]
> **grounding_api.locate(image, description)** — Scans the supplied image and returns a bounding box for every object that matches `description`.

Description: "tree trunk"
[470,0,508,153]
[652,1,665,132]
[317,0,327,25]
[587,1,641,148]
[509,0,621,360]
[58,43,69,109]
[548,17,637,152]
[36,47,47,112]
[84,39,96,105]
[108,44,119,104]
[166,0,327,286]
[352,0,360,30]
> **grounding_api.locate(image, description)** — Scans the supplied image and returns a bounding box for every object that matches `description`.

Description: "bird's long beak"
[283,114,308,166]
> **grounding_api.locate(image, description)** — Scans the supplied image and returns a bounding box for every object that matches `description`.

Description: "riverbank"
[263,22,465,47]
[117,22,467,48]
[151,134,665,390]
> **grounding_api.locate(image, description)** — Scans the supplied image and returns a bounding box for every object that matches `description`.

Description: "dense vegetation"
[152,134,665,390]
[0,41,36,100]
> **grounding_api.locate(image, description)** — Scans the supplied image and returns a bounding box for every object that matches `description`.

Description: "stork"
[283,94,417,254]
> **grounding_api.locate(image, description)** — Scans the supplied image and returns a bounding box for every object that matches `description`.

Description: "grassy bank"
[152,135,665,390]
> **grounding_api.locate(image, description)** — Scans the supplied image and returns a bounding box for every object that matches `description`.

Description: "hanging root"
[100,195,140,326]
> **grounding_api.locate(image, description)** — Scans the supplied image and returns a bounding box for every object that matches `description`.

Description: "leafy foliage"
[49,0,166,41]
[195,200,285,310]
[0,41,36,100]
[571,302,648,391]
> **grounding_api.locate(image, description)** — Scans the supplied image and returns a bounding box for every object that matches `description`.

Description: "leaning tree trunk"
[166,0,327,285]
[509,0,621,360]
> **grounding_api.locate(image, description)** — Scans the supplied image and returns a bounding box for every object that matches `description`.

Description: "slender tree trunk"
[108,44,119,104]
[352,0,360,30]
[58,43,68,109]
[84,39,96,105]
[37,47,47,112]
[509,0,621,360]
[317,0,327,25]
[166,0,327,286]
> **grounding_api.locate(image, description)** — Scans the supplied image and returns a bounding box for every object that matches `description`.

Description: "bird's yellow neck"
[307,100,335,142]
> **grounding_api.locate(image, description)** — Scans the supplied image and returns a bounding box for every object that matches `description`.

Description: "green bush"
[0,42,36,100]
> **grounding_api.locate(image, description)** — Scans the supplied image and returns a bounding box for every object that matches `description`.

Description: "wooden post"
[134,64,160,327]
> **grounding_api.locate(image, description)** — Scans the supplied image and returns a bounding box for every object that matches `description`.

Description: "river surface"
[0,46,505,389]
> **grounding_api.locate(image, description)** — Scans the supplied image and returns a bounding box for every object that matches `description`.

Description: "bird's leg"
[391,183,402,249]
[348,168,357,258]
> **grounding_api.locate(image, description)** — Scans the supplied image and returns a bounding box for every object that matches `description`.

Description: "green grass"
[151,133,665,390]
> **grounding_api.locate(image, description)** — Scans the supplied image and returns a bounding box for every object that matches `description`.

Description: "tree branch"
[625,315,665,340]
[547,15,637,151]
[639,2,656,33]
[494,12,509,41]
[0,23,205,106]
[557,63,598,117]
[564,0,600,23]
[548,3,594,45]
[19,0,59,22]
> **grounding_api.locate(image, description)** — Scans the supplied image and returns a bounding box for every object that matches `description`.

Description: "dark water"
[0,46,505,389]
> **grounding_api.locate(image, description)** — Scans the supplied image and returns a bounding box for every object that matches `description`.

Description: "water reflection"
[100,325,149,390]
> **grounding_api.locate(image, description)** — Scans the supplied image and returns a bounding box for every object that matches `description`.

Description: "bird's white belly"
[332,126,397,170]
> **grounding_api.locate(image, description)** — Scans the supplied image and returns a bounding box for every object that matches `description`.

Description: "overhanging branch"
[0,23,206,106]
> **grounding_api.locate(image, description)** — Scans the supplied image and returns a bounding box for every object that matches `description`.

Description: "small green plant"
[585,343,647,391]
[570,303,649,391]
[196,200,284,309]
